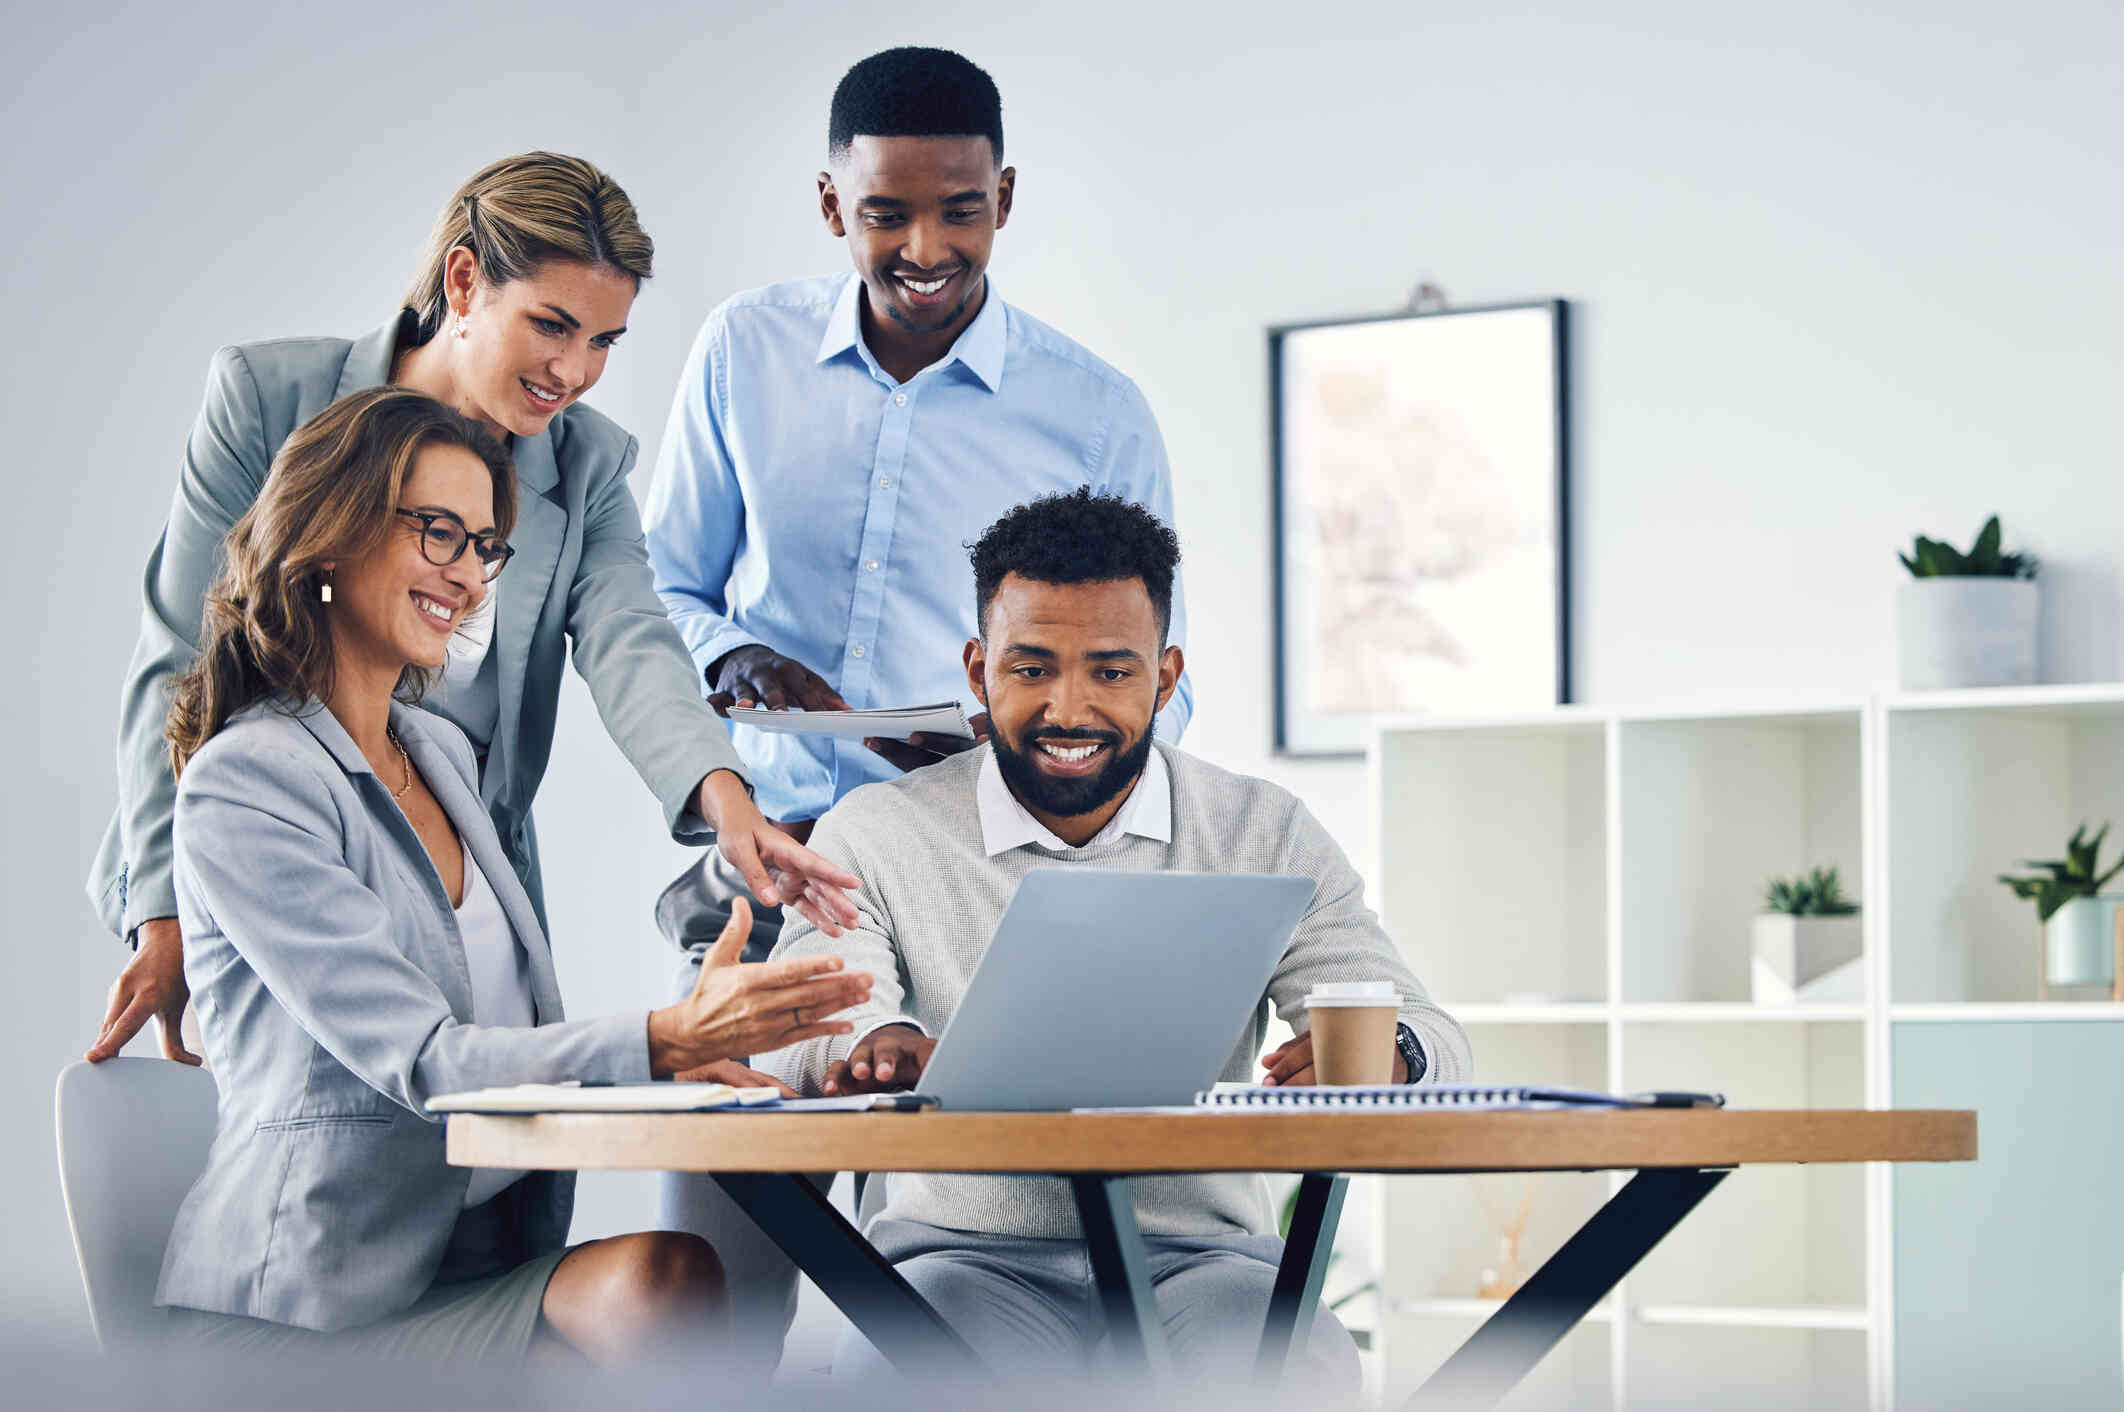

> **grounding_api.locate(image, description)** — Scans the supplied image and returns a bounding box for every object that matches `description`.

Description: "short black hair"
[970,488,1181,641]
[827,47,1004,165]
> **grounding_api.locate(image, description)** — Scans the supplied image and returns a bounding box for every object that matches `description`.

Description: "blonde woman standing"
[88,153,858,1070]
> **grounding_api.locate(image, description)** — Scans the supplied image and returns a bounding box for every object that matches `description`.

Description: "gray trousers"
[837,1217,1361,1394]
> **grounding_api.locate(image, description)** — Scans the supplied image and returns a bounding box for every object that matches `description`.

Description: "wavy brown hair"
[402,151,655,346]
[166,387,516,777]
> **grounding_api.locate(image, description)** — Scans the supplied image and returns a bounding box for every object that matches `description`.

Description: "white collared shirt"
[976,743,1173,856]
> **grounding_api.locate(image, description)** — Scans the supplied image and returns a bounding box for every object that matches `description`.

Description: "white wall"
[6,0,2120,1326]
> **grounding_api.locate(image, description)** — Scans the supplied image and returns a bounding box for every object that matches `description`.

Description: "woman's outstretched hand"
[646,898,871,1078]
[695,770,862,936]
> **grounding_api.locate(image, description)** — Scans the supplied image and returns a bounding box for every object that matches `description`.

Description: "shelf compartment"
[1376,722,1608,1005]
[1884,697,2124,1003]
[1616,712,1866,1005]
[1619,1021,1866,1313]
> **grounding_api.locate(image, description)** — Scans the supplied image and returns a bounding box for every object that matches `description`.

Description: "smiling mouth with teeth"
[413,592,456,625]
[1037,740,1105,763]
[521,378,563,405]
[895,272,956,296]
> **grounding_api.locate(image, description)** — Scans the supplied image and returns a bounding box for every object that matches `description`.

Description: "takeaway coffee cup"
[1306,981,1400,1085]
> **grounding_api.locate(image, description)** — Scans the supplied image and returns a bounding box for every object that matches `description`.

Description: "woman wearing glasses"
[87,152,859,1071]
[154,386,871,1358]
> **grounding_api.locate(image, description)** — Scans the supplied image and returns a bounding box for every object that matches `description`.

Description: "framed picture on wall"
[1271,300,1571,756]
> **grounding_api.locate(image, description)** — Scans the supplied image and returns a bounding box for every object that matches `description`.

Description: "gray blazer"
[91,314,746,937]
[156,698,650,1331]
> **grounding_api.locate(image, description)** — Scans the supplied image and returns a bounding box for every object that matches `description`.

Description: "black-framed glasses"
[395,508,516,582]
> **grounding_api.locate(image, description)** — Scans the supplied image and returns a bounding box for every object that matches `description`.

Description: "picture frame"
[1271,300,1571,756]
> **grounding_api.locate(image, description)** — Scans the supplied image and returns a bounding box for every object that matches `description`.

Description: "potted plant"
[1751,865,1863,1004]
[1998,823,2124,998]
[1896,515,2039,689]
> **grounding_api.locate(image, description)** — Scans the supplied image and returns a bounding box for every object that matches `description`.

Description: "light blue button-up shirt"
[644,272,1192,823]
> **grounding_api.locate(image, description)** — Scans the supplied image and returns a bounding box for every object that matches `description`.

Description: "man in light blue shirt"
[644,49,1189,836]
[639,45,1191,1361]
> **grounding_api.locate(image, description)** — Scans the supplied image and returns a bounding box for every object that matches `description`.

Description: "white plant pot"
[1751,914,1864,1004]
[1895,578,2038,690]
[2043,895,2121,989]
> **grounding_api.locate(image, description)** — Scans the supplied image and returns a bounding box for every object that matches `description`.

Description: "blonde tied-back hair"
[403,152,655,345]
[165,387,517,778]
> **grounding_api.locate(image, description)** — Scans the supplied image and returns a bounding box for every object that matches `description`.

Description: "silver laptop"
[914,870,1317,1112]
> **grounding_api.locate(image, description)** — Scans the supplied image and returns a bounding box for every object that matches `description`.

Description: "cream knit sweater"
[761,741,1470,1240]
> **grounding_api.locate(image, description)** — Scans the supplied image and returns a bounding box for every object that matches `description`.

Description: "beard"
[990,726,1155,822]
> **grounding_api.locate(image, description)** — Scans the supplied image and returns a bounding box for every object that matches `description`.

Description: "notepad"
[426,1085,938,1115]
[1194,1084,1726,1111]
[427,1083,779,1114]
[723,702,975,743]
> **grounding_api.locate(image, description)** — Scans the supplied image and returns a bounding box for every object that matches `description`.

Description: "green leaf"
[1904,517,2032,577]
[1972,516,2002,564]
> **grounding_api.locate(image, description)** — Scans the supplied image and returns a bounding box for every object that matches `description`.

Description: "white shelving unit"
[1359,685,2124,1410]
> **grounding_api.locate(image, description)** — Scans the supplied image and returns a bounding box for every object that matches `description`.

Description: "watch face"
[1395,1027,1425,1082]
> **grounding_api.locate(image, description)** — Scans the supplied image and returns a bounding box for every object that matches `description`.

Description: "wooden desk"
[450,1107,1973,1406]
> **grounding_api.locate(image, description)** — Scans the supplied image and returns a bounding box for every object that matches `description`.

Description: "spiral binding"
[1200,1084,1538,1109]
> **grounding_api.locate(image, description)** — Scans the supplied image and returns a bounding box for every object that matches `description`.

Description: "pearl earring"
[455,314,469,340]
[321,582,333,604]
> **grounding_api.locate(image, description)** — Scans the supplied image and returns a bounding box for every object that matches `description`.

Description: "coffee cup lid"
[1306,981,1399,1007]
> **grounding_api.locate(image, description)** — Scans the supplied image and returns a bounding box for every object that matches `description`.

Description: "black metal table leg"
[711,1172,986,1382]
[1406,1167,1731,1410]
[1256,1173,1350,1379]
[1070,1174,1170,1377]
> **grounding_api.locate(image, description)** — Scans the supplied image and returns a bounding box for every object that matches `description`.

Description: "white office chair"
[54,1058,218,1347]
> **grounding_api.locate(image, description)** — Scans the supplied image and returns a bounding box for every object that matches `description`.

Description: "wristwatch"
[1394,1023,1427,1084]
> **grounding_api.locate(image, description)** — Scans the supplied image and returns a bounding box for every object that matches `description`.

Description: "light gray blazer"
[156,698,650,1331]
[91,314,746,937]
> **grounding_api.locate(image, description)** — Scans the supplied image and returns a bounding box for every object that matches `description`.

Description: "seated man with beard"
[760,488,1469,1388]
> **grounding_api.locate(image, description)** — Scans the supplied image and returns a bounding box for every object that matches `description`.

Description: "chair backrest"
[54,1058,218,1346]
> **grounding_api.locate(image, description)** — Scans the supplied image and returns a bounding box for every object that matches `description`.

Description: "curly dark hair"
[828,47,1004,164]
[969,488,1181,641]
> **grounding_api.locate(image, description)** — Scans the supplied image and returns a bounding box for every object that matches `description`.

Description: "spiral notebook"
[1194,1083,1725,1111]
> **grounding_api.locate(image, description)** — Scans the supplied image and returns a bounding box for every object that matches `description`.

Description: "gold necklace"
[386,727,413,800]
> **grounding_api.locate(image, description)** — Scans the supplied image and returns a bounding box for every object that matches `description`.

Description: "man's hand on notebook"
[707,644,850,715]
[823,1022,937,1094]
[865,711,991,774]
[667,1059,799,1097]
[1260,1032,1410,1087]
